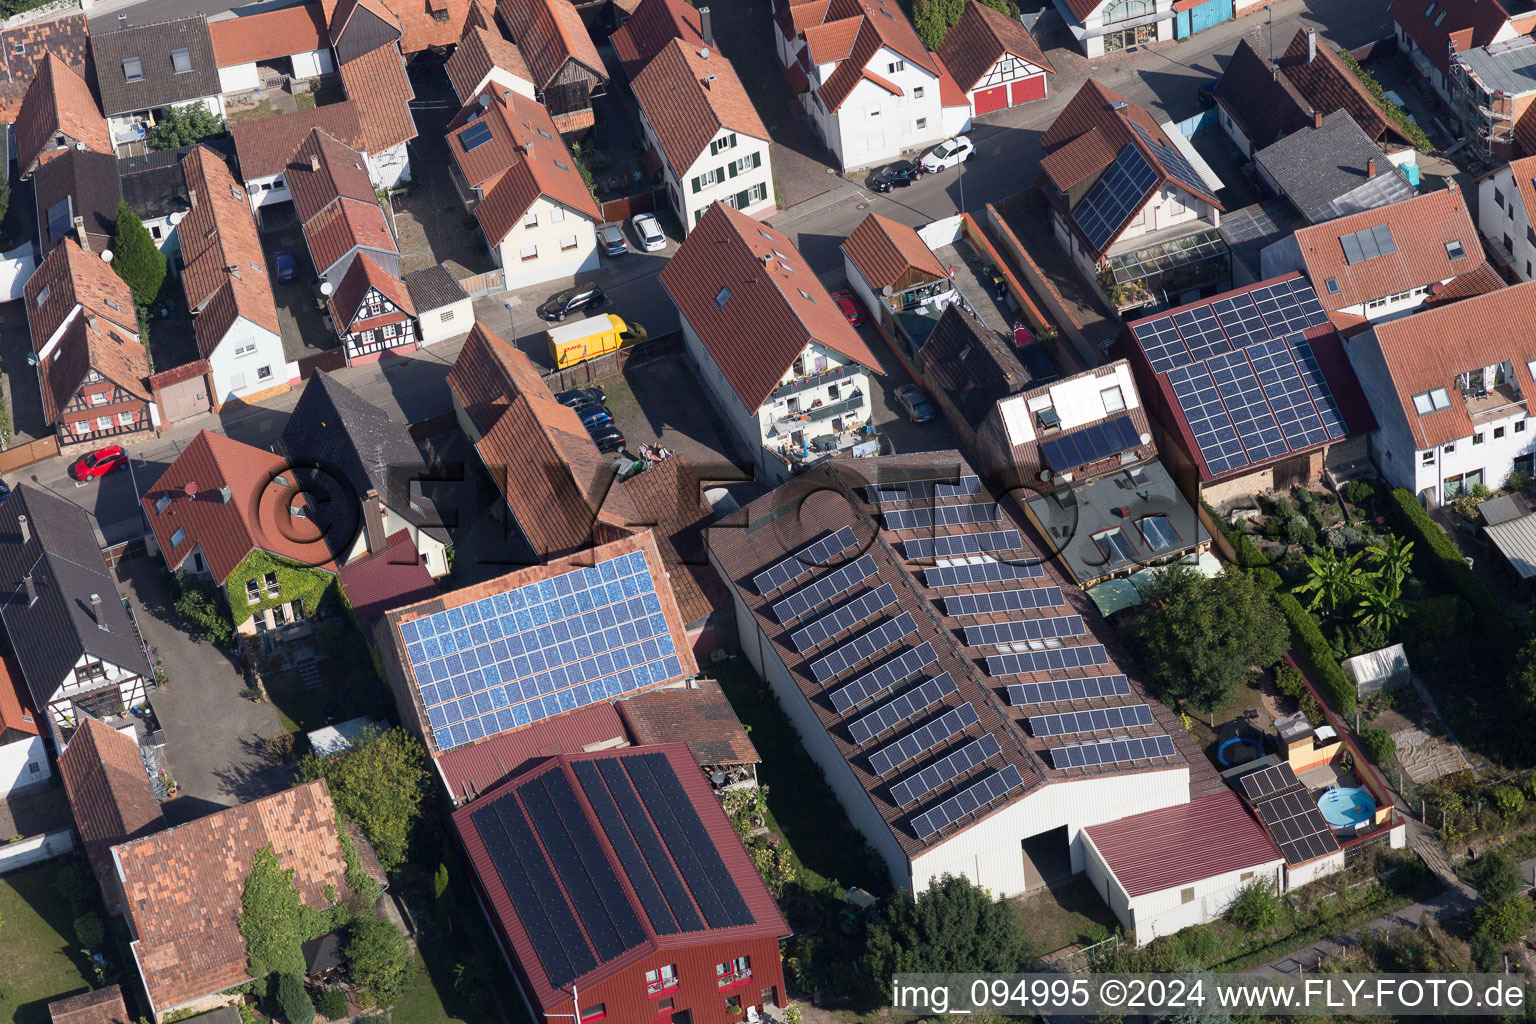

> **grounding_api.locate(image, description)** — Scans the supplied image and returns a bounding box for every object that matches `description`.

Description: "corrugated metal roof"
[433,700,629,802]
[1084,790,1282,897]
[1485,512,1536,579]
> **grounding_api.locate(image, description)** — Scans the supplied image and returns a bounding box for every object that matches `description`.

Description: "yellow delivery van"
[547,314,647,369]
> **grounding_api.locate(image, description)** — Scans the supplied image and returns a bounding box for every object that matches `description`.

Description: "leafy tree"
[1473,849,1525,902]
[1135,568,1288,714]
[1226,879,1283,931]
[276,973,314,1024]
[112,201,166,305]
[433,857,452,937]
[1353,585,1406,633]
[172,571,235,644]
[1293,549,1371,614]
[148,103,226,150]
[1475,896,1536,943]
[1367,535,1414,600]
[239,846,311,979]
[316,986,348,1020]
[1496,784,1526,820]
[864,873,1028,980]
[345,917,413,1008]
[73,912,103,948]
[297,727,427,872]
[913,0,1016,47]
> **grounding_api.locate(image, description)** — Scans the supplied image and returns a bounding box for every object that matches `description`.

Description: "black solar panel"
[1238,762,1301,802]
[771,554,878,624]
[1131,122,1208,202]
[889,735,1002,807]
[884,502,1002,531]
[572,761,684,935]
[847,672,958,746]
[1207,349,1290,464]
[1247,337,1331,449]
[943,586,1063,616]
[1073,145,1158,251]
[865,476,982,504]
[905,530,1022,559]
[1130,315,1190,374]
[752,526,857,594]
[471,798,596,988]
[867,704,981,776]
[790,583,898,653]
[1173,307,1232,362]
[985,644,1109,675]
[1029,703,1155,737]
[587,758,703,932]
[924,560,1045,588]
[910,765,1026,841]
[1286,333,1348,437]
[962,615,1086,647]
[829,641,938,714]
[809,613,917,684]
[1212,294,1268,350]
[1253,279,1330,336]
[1254,786,1340,864]
[1038,415,1142,471]
[1045,733,1177,769]
[1168,362,1249,477]
[1007,674,1131,705]
[624,753,754,928]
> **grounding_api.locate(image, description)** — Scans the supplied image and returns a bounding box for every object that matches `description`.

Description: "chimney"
[1367,157,1377,177]
[699,5,713,48]
[310,153,320,172]
[22,572,36,607]
[17,514,28,545]
[85,313,97,332]
[1307,28,1316,64]
[189,188,198,207]
[1313,109,1323,129]
[73,215,90,255]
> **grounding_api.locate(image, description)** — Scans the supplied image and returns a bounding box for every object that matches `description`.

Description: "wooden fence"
[296,348,347,379]
[598,189,663,225]
[0,435,59,473]
[456,269,506,298]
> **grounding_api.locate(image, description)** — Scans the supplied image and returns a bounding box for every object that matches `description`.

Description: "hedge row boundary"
[1275,591,1356,716]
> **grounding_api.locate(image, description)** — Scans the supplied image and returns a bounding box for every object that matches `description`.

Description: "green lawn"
[0,864,97,1024]
[1011,878,1118,957]
[390,950,464,1024]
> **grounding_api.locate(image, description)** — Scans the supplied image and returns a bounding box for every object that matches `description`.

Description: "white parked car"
[1383,89,1417,125]
[629,213,666,252]
[920,136,974,173]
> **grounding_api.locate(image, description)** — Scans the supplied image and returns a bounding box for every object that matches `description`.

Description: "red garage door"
[1011,75,1045,105]
[973,85,1007,114]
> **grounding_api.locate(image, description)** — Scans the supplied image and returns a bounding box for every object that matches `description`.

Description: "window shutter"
[709,139,716,156]
[730,133,738,148]
[692,176,701,194]
[728,161,737,178]
[737,190,749,208]
[719,165,727,183]
[752,151,762,169]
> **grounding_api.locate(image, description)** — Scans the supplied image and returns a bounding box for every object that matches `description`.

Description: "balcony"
[772,392,863,435]
[717,967,753,990]
[769,362,862,402]
[1465,381,1525,424]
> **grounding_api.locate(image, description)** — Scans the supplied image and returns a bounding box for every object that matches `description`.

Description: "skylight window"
[715,286,731,308]
[122,57,143,82]
[34,285,49,306]
[1434,10,1446,25]
[170,48,192,74]
[537,128,553,140]
[1412,388,1452,415]
[1424,1,1435,15]
[1446,239,1467,260]
[1325,278,1340,294]
[799,289,813,300]
[554,160,571,171]
[459,121,493,151]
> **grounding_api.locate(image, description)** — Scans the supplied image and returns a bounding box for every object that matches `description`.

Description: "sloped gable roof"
[1278,29,1403,146]
[14,52,111,176]
[1389,0,1510,77]
[209,3,329,67]
[0,14,90,126]
[842,211,947,291]
[89,15,221,117]
[610,0,704,79]
[288,127,378,224]
[1210,38,1314,150]
[936,0,1053,94]
[446,3,533,100]
[58,718,164,914]
[229,102,366,181]
[179,146,281,353]
[328,252,416,332]
[630,40,769,174]
[494,0,607,89]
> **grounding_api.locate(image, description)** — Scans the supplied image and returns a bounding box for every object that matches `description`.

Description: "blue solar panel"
[1130,122,1208,200]
[1247,337,1330,448]
[1130,315,1190,374]
[1172,307,1231,362]
[406,549,683,752]
[1038,415,1142,471]
[1206,349,1289,463]
[910,765,1025,840]
[1072,145,1158,251]
[1286,333,1348,438]
[1167,363,1248,476]
[1211,295,1268,350]
[962,615,1086,647]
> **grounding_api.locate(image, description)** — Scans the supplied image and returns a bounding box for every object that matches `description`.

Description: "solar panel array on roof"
[943,586,1063,616]
[889,735,1002,808]
[1287,333,1347,436]
[1046,733,1177,769]
[847,672,958,745]
[1238,761,1301,801]
[884,503,1002,531]
[1172,307,1231,362]
[829,641,938,714]
[460,120,494,151]
[790,583,898,653]
[1253,787,1340,864]
[1212,294,1268,349]
[1339,223,1397,265]
[1130,315,1190,375]
[771,554,878,624]
[1168,363,1248,476]
[1246,336,1333,449]
[867,703,981,776]
[1252,278,1329,336]
[809,612,918,683]
[865,476,982,504]
[753,526,858,594]
[1007,674,1131,705]
[1029,703,1155,737]
[1073,145,1159,251]
[910,765,1026,840]
[904,530,1022,559]
[986,644,1109,675]
[924,560,1044,588]
[1039,415,1144,471]
[1130,122,1208,201]
[1207,349,1291,463]
[962,615,1086,647]
[401,550,682,752]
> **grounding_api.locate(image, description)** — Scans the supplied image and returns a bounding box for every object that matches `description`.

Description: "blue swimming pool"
[1317,787,1376,828]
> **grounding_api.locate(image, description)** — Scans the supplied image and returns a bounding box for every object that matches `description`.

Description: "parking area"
[255,210,341,364]
[604,357,750,472]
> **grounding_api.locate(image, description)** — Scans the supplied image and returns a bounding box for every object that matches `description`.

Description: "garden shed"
[1342,644,1410,697]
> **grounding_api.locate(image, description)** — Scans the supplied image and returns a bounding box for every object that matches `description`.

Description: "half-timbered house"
[328,253,420,362]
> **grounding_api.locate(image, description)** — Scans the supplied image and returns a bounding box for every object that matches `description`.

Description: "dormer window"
[1412,388,1452,415]
[123,57,143,82]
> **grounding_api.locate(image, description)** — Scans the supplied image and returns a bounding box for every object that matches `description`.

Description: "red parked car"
[830,289,865,326]
[70,444,129,480]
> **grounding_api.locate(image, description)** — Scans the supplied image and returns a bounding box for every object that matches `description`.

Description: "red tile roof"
[446,323,640,559]
[446,3,533,100]
[803,15,861,63]
[1084,790,1281,898]
[793,0,936,113]
[610,0,704,79]
[289,127,378,224]
[842,212,947,292]
[48,986,132,1024]
[116,781,366,1013]
[1427,257,1505,305]
[615,681,759,765]
[1210,38,1315,151]
[209,3,329,66]
[1038,125,1121,191]
[929,47,968,108]
[658,203,886,410]
[937,0,1053,94]
[618,457,729,627]
[1294,187,1485,313]
[630,40,769,175]
[328,252,416,331]
[776,0,830,39]
[449,87,600,244]
[434,699,629,801]
[376,0,472,53]
[1511,154,1536,220]
[494,0,606,90]
[141,429,338,584]
[339,43,418,153]
[304,196,397,276]
[14,53,111,177]
[58,719,164,915]
[1057,0,1101,21]
[0,652,39,737]
[0,14,91,126]
[1278,29,1401,146]
[451,743,789,1014]
[229,102,366,180]
[338,528,437,630]
[1041,77,1162,152]
[1358,278,1536,450]
[179,147,282,356]
[1389,0,1511,77]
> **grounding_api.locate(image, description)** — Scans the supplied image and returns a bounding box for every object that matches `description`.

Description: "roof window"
[1325,278,1340,294]
[105,299,120,310]
[1424,1,1435,15]
[35,285,49,306]
[1446,239,1466,260]
[155,494,171,514]
[1434,10,1446,25]
[715,286,731,308]
[554,160,571,171]
[799,289,813,301]
[123,57,143,82]
[1412,387,1452,415]
[170,48,192,74]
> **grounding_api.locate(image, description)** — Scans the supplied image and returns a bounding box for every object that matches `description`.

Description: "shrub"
[171,571,235,644]
[297,727,427,872]
[316,986,348,1020]
[1227,879,1283,931]
[864,874,1030,978]
[1474,896,1536,944]
[112,200,166,305]
[276,973,314,1024]
[73,912,104,948]
[346,917,413,1007]
[1251,566,1282,592]
[1175,923,1218,964]
[1495,784,1526,819]
[1473,849,1525,902]
[1358,727,1396,765]
[1524,774,1536,801]
[149,103,226,150]
[1286,515,1316,547]
[1325,528,1345,548]
[1343,480,1376,505]
[1273,662,1305,700]
[1508,469,1530,493]
[1274,593,1357,715]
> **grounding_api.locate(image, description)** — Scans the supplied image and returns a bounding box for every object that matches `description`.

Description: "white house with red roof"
[1477,155,1536,281]
[1049,0,1173,59]
[774,0,965,171]
[1389,0,1529,103]
[936,0,1054,116]
[659,203,887,482]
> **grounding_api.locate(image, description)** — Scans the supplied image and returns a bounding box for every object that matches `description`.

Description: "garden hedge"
[1274,591,1356,716]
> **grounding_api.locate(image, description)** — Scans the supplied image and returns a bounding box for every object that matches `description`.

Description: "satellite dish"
[319,281,333,296]
[170,212,185,225]
[1037,468,1053,482]
[100,249,114,263]
[1139,432,1151,445]
[75,140,86,151]
[881,284,893,296]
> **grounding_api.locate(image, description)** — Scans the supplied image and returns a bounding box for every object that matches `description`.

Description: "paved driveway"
[120,558,290,825]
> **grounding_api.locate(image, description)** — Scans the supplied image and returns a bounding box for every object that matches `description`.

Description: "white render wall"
[1052,0,1174,59]
[805,46,947,171]
[680,314,764,477]
[1478,165,1536,281]
[367,141,412,190]
[206,316,288,403]
[491,195,599,291]
[652,125,774,233]
[416,296,474,344]
[0,735,49,797]
[218,63,260,95]
[291,48,335,80]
